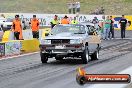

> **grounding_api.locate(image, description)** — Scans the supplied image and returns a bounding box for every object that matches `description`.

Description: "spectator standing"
[103,16,111,40]
[21,15,27,30]
[76,1,80,13]
[109,16,114,39]
[12,15,22,40]
[98,16,105,39]
[50,15,59,28]
[119,15,127,39]
[99,7,105,14]
[94,8,99,15]
[72,0,76,14]
[67,1,73,14]
[61,15,70,24]
[71,17,78,24]
[29,15,40,38]
[100,15,105,31]
[92,17,99,29]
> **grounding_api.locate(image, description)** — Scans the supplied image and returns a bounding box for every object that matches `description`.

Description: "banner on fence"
[0,43,5,57]
[5,41,21,56]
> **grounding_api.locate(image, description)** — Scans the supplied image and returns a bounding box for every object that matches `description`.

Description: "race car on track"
[39,24,101,64]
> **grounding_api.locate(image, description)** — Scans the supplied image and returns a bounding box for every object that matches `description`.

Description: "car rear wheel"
[40,52,48,63]
[82,46,90,64]
[91,51,99,61]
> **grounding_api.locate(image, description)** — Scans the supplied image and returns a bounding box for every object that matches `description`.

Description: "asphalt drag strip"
[0,39,132,88]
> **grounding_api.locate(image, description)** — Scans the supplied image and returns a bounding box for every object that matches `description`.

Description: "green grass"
[0,0,132,14]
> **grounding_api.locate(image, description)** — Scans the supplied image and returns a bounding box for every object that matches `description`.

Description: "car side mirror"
[45,33,49,36]
[22,21,25,23]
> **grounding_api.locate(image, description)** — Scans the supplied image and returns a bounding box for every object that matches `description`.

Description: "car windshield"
[51,25,86,35]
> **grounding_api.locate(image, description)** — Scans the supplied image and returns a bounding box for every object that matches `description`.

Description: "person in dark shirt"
[92,17,99,29]
[109,16,114,39]
[119,15,127,39]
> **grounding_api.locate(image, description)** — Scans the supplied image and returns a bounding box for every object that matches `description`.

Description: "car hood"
[44,32,86,40]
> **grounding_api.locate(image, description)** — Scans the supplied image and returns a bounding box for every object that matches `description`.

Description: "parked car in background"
[0,17,6,31]
[0,17,6,24]
[2,18,13,31]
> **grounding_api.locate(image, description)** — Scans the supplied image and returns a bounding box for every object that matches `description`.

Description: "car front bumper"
[39,44,85,57]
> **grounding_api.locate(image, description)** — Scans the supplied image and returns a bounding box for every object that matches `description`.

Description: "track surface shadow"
[47,58,84,65]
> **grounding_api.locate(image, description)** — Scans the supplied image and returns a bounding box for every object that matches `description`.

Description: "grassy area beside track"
[0,0,132,14]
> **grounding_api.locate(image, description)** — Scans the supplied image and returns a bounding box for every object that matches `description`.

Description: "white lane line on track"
[0,52,39,61]
[86,66,132,88]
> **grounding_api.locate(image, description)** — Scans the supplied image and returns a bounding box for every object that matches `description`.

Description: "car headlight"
[41,40,51,44]
[70,39,82,44]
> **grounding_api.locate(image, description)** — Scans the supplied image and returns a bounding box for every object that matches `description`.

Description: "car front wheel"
[40,52,48,63]
[82,46,90,64]
[91,51,99,61]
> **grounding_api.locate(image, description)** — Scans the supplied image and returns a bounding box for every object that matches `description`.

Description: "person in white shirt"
[72,1,76,14]
[76,2,80,13]
[67,2,73,14]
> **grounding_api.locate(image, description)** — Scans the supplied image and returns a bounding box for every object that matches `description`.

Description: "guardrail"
[0,28,51,58]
